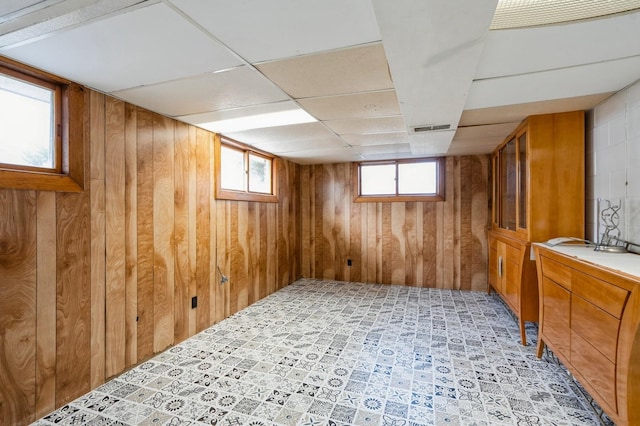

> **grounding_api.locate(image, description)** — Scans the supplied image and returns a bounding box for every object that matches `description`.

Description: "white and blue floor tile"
[33,279,608,425]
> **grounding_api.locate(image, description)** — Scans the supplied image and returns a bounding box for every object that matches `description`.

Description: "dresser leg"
[536,338,545,358]
[519,319,527,346]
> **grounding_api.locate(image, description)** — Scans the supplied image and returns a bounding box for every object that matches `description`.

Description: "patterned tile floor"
[34,279,606,426]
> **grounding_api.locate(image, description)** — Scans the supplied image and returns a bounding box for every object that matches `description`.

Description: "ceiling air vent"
[412,124,451,133]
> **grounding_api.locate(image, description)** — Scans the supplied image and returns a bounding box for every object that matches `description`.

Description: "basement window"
[0,57,84,192]
[215,135,277,202]
[354,157,445,202]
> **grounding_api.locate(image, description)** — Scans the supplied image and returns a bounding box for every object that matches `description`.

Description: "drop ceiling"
[1,0,639,164]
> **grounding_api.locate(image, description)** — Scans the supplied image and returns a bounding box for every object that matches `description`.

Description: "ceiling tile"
[169,0,381,63]
[112,66,288,117]
[282,146,362,165]
[476,11,640,80]
[0,0,49,18]
[409,131,456,156]
[447,122,520,155]
[465,56,640,110]
[299,90,401,121]
[256,43,393,99]
[446,137,501,156]
[353,143,412,156]
[223,122,345,152]
[1,2,243,92]
[324,116,405,135]
[455,122,520,140]
[460,93,613,126]
[341,132,408,147]
[0,0,149,48]
[253,137,346,155]
[356,146,422,161]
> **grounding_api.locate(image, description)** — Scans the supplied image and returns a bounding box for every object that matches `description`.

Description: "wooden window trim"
[214,134,278,203]
[353,157,445,202]
[0,56,85,192]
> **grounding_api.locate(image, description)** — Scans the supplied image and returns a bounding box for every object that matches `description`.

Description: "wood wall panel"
[173,121,190,343]
[0,86,300,425]
[89,178,105,387]
[215,201,230,323]
[0,190,37,425]
[124,103,138,368]
[299,157,489,289]
[55,191,91,406]
[208,163,217,333]
[89,92,106,389]
[105,97,127,377]
[267,204,277,296]
[470,156,490,289]
[136,108,155,362]
[35,192,56,418]
[349,196,362,283]
[195,128,211,332]
[188,125,198,336]
[152,114,175,353]
[236,201,250,311]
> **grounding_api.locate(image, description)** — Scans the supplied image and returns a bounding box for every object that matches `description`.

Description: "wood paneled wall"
[0,90,300,426]
[299,156,490,290]
[1,89,487,426]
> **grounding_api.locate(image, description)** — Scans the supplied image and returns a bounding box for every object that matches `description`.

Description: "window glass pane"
[220,145,245,191]
[398,161,437,194]
[500,138,517,230]
[0,73,54,169]
[518,132,527,229]
[248,153,271,194]
[360,164,396,195]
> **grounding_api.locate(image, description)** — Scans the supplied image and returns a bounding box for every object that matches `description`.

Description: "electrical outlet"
[347,259,352,266]
[191,296,197,309]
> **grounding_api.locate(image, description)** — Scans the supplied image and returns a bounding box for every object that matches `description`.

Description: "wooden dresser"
[534,244,640,425]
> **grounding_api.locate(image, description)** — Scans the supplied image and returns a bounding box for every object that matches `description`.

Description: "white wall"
[586,79,640,248]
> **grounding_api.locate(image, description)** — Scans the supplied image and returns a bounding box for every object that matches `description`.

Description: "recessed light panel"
[491,0,640,29]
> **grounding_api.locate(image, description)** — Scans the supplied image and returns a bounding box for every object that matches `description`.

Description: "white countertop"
[533,243,640,278]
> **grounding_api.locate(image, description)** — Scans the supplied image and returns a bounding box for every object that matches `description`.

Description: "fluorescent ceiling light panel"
[205,109,316,133]
[491,0,640,29]
[194,103,317,133]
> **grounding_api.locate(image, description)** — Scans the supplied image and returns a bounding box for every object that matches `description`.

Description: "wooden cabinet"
[488,111,585,345]
[534,245,640,426]
[488,231,538,345]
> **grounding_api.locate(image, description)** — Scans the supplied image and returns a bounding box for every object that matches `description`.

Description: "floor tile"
[33,279,609,425]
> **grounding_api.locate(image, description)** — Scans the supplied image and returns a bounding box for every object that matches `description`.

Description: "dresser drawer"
[571,330,617,413]
[572,270,629,318]
[540,255,572,290]
[571,295,620,362]
[541,277,571,359]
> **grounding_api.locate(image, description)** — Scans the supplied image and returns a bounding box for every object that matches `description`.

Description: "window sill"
[0,168,84,192]
[354,194,445,203]
[215,188,278,203]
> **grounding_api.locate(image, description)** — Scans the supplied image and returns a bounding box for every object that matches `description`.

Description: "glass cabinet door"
[499,138,517,230]
[517,132,527,230]
[492,154,498,226]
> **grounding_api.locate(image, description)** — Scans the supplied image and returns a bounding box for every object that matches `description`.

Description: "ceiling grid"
[0,0,639,163]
